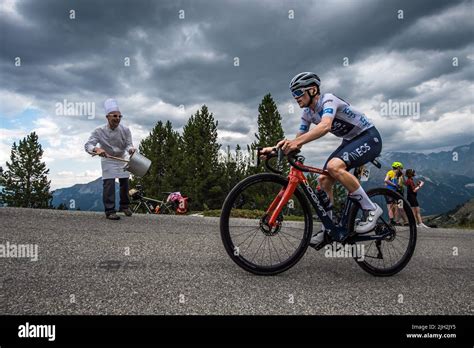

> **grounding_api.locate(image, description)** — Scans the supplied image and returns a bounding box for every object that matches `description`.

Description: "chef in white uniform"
[84,98,135,220]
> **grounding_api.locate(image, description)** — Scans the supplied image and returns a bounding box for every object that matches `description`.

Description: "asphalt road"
[0,207,472,315]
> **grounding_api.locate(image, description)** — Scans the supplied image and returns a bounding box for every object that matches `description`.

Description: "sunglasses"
[291,88,310,98]
[107,114,122,118]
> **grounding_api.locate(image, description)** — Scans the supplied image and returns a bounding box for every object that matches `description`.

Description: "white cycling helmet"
[289,72,321,94]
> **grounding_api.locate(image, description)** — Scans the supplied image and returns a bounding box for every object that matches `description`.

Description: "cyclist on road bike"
[260,72,383,248]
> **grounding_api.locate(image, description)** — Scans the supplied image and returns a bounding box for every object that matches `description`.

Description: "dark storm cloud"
[1,0,472,155]
[1,0,465,101]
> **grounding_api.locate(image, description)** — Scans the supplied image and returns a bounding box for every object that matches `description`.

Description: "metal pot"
[123,152,151,177]
[93,152,152,177]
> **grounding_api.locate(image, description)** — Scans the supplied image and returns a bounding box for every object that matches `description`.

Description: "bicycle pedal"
[314,241,328,251]
[312,234,332,251]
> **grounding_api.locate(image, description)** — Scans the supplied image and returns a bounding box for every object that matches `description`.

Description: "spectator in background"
[85,98,136,220]
[406,169,429,228]
[385,162,405,225]
[395,166,409,225]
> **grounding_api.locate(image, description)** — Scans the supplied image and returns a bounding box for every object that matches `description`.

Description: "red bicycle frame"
[265,162,329,227]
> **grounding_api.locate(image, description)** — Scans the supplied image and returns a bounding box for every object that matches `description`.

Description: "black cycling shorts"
[323,127,382,170]
[407,194,419,207]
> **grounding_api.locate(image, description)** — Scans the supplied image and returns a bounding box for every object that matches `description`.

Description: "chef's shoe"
[106,212,120,220]
[119,208,133,217]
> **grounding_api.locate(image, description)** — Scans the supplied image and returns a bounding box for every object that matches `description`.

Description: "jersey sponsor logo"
[331,119,355,136]
[322,108,334,115]
[299,124,308,131]
[348,143,372,160]
[359,115,371,128]
[343,106,358,118]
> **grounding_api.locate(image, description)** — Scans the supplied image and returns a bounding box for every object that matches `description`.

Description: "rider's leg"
[326,157,382,233]
[317,173,335,224]
[310,174,336,248]
[322,128,383,233]
[326,158,376,210]
[318,173,335,203]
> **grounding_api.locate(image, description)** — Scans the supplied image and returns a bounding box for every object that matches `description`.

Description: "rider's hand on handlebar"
[259,146,276,160]
[276,138,302,155]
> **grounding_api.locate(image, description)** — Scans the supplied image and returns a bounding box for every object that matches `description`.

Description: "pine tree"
[0,166,5,206]
[254,93,285,148]
[181,105,222,210]
[221,144,247,194]
[2,132,52,208]
[0,166,5,186]
[251,93,287,174]
[161,121,184,193]
[133,120,181,198]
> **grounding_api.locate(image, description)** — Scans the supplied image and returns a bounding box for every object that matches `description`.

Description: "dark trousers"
[103,178,130,215]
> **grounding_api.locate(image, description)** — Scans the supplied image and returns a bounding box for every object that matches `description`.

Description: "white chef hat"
[104,98,120,114]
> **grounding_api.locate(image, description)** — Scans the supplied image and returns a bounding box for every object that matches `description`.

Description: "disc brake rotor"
[259,214,283,236]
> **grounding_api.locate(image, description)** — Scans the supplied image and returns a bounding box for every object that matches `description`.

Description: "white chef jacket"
[84,124,134,179]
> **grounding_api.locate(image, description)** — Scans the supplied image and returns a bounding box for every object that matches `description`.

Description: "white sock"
[349,186,376,210]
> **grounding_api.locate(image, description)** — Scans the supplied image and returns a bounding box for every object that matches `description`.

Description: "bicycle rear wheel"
[220,173,312,275]
[157,202,176,215]
[347,188,417,276]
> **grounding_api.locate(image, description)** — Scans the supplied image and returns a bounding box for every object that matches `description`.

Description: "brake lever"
[256,147,262,167]
[287,149,301,161]
[277,148,283,164]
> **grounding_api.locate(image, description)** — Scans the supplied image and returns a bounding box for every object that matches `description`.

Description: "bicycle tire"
[131,200,153,214]
[347,188,417,276]
[220,173,313,275]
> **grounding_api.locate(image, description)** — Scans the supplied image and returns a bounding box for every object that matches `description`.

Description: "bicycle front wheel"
[220,173,313,275]
[131,200,152,214]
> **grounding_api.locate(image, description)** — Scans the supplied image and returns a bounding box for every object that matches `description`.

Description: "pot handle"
[106,155,129,163]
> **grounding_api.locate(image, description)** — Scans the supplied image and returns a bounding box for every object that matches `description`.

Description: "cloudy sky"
[1,0,473,189]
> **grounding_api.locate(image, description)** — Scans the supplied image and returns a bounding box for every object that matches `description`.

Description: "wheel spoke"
[238,228,260,253]
[251,235,267,263]
[269,237,282,264]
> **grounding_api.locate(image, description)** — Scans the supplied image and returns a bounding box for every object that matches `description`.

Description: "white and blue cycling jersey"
[299,93,373,141]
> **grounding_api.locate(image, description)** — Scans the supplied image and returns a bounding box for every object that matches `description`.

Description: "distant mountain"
[51,177,121,212]
[424,198,474,228]
[379,142,474,178]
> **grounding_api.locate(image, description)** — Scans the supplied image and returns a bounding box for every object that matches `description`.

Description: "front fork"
[264,170,352,243]
[266,170,304,227]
